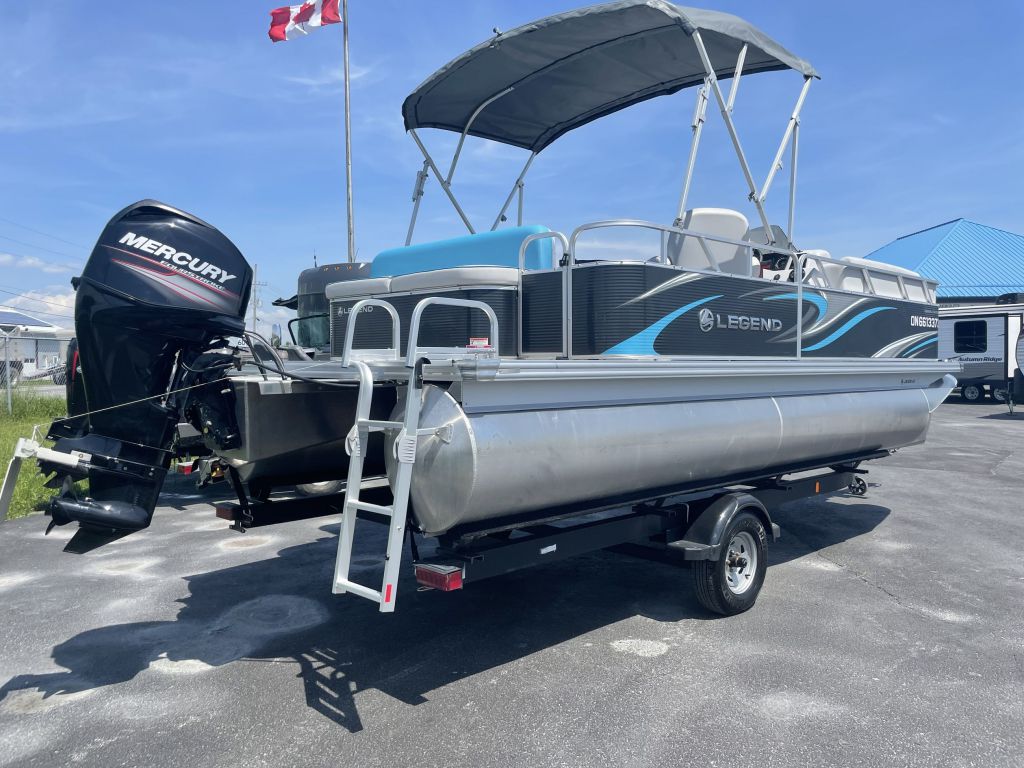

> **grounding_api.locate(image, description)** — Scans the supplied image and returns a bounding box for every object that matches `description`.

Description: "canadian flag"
[268,0,341,42]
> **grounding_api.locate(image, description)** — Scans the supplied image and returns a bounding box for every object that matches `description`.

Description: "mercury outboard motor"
[40,200,252,534]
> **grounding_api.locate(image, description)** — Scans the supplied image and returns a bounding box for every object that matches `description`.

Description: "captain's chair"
[668,208,752,276]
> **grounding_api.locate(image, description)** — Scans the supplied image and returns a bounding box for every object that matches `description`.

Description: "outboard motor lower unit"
[41,200,252,534]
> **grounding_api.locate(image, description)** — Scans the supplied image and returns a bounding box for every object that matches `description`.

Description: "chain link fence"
[0,332,72,413]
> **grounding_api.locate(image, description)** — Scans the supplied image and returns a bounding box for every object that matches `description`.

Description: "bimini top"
[402,0,817,153]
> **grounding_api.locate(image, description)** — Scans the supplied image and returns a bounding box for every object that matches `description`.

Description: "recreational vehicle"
[939,301,1024,402]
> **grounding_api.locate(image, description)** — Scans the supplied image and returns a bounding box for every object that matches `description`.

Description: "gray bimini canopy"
[402,0,818,154]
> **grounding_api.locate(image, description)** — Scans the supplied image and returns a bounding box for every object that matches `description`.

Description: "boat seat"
[325,277,393,300]
[745,224,792,249]
[389,266,520,293]
[668,208,752,276]
[371,226,554,277]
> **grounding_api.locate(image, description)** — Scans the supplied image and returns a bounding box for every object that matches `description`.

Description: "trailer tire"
[692,511,767,616]
[991,388,1008,403]
[295,480,344,497]
[960,384,983,403]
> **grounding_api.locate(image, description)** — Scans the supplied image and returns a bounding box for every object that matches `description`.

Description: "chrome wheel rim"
[963,385,981,400]
[993,389,1007,403]
[725,531,758,595]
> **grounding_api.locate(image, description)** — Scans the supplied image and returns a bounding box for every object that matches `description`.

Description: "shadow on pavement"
[978,411,1021,421]
[0,496,889,732]
[770,499,890,566]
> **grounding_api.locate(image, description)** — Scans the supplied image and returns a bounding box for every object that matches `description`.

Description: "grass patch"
[0,393,67,519]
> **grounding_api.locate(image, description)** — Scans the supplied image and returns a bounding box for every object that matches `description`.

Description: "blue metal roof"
[866,219,1024,298]
[0,310,54,328]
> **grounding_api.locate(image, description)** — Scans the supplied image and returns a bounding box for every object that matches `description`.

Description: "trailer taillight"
[414,563,464,591]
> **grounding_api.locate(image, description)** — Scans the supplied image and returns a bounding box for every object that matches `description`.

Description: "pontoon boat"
[2,2,957,615]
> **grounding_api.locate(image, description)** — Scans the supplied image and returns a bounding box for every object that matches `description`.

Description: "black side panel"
[522,271,563,354]
[800,290,938,359]
[569,263,938,359]
[571,264,796,357]
[331,288,517,357]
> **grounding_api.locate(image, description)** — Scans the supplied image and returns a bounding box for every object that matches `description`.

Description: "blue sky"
[1,1,1021,331]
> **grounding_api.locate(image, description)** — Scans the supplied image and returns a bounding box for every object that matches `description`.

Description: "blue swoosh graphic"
[900,336,937,357]
[802,306,896,352]
[603,295,723,355]
[763,291,828,319]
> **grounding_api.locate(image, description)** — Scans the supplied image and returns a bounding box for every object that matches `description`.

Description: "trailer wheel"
[692,511,767,616]
[960,384,983,403]
[991,388,1008,403]
[295,480,344,497]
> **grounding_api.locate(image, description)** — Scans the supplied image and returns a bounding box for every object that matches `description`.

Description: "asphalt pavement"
[0,401,1021,767]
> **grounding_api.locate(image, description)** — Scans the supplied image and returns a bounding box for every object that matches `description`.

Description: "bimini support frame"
[409,129,476,236]
[758,76,813,212]
[406,87,539,244]
[491,152,537,230]
[405,159,430,246]
[682,33,812,245]
[674,77,710,224]
[446,87,514,184]
[675,41,748,225]
[788,116,800,246]
[690,31,772,235]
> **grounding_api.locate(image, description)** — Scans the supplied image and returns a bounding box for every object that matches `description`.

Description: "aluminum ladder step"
[348,500,394,517]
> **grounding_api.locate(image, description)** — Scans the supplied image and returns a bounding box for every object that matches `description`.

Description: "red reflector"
[384,583,393,603]
[175,463,194,475]
[414,564,464,592]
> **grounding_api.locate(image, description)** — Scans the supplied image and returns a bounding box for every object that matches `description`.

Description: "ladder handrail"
[333,360,374,599]
[341,299,402,367]
[405,297,500,367]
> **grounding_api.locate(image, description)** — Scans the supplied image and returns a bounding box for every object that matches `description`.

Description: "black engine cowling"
[42,200,252,532]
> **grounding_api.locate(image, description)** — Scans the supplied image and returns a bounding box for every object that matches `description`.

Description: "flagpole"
[342,0,356,263]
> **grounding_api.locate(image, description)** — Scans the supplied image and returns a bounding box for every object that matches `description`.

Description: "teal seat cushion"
[371,225,553,277]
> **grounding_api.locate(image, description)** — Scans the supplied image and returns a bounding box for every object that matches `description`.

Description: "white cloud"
[1,288,76,327]
[0,253,77,274]
[282,63,374,90]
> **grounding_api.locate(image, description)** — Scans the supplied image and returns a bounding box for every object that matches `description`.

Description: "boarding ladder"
[332,296,499,612]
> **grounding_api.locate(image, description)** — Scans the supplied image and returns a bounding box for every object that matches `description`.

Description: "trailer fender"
[670,493,776,561]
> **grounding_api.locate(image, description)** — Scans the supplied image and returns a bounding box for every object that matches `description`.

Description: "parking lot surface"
[0,401,1021,767]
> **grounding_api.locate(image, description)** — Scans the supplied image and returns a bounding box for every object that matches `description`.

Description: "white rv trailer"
[938,302,1024,403]
[0,310,74,386]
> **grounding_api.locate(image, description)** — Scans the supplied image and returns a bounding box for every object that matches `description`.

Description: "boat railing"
[340,299,402,367]
[565,219,938,302]
[797,251,937,303]
[504,219,940,358]
[406,297,500,367]
[517,231,570,357]
[568,219,795,276]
